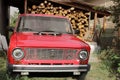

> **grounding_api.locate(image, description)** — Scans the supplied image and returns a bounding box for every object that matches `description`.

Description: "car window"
[17,16,72,33]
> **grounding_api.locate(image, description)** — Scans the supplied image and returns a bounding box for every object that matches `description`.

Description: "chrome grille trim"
[24,48,78,60]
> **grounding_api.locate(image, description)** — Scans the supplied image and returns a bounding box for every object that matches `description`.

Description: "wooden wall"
[0,0,9,42]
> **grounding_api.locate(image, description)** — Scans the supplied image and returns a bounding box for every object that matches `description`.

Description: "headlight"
[79,50,88,60]
[12,49,24,60]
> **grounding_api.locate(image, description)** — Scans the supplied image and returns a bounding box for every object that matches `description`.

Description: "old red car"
[7,14,90,80]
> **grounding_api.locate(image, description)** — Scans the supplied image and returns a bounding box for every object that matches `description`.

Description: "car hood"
[16,32,89,48]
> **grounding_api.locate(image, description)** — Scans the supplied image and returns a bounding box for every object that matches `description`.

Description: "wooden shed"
[9,0,110,41]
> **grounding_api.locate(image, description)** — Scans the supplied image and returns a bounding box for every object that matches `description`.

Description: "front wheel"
[76,72,87,80]
[7,70,20,79]
[6,63,20,79]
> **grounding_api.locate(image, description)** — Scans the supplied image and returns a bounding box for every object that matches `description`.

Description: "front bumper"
[9,64,90,73]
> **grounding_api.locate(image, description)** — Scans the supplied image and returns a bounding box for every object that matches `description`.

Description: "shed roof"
[9,0,110,19]
[49,0,110,16]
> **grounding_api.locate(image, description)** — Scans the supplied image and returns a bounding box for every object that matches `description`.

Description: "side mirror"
[74,29,80,34]
[9,27,14,32]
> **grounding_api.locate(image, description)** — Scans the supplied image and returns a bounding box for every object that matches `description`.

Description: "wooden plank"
[24,0,27,13]
[93,12,97,32]
[103,16,106,32]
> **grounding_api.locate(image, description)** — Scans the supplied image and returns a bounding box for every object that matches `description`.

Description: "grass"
[86,62,115,80]
[0,52,115,80]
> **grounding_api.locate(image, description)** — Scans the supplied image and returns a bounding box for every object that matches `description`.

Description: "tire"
[6,63,20,79]
[76,72,87,80]
[7,70,20,79]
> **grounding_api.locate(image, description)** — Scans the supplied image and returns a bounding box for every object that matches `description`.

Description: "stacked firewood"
[27,0,90,37]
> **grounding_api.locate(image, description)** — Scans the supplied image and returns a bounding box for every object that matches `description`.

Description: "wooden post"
[24,0,27,13]
[118,27,120,48]
[103,16,106,32]
[93,12,97,32]
[92,12,98,41]
[0,0,9,43]
[88,12,91,30]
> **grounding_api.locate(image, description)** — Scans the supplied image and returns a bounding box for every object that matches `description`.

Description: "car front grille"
[24,48,78,60]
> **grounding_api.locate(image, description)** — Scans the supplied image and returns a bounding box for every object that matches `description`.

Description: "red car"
[7,14,90,79]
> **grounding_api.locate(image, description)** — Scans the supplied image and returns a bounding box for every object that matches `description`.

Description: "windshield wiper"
[33,30,72,35]
[34,30,62,36]
[39,30,57,32]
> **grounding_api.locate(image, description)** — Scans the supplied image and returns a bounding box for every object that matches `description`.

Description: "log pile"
[27,0,90,38]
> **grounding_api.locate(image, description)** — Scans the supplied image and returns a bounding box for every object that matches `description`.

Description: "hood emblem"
[50,49,56,59]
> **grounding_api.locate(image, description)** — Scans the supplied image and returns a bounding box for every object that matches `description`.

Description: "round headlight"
[79,50,88,60]
[12,49,24,60]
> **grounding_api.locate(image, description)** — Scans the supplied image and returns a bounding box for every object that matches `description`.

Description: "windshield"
[17,16,72,33]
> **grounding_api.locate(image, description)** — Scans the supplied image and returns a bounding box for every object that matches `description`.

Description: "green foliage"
[109,0,120,29]
[10,11,19,27]
[99,49,120,79]
[98,1,120,79]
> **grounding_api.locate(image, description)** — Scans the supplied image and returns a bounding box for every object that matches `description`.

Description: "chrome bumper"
[9,64,90,73]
